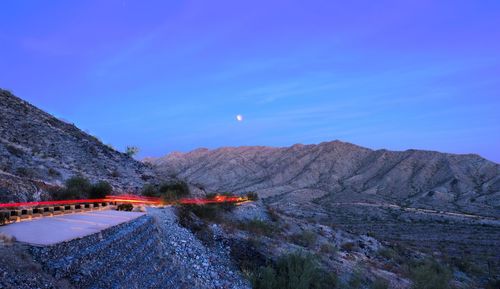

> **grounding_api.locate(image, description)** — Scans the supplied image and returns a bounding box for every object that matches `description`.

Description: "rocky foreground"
[0,207,249,289]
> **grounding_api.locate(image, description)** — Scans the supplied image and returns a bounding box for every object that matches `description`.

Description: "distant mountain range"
[0,89,155,202]
[148,141,500,217]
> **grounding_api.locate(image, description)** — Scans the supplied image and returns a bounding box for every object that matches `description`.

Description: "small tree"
[125,146,139,157]
[89,181,112,199]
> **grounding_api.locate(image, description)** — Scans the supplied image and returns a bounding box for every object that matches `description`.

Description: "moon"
[236,114,244,122]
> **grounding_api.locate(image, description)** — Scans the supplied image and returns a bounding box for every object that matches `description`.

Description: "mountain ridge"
[148,140,500,217]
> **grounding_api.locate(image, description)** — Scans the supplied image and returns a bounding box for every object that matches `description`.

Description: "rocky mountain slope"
[149,141,500,283]
[149,141,500,217]
[0,89,156,202]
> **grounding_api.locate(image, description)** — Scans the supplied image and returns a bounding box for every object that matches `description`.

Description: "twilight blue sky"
[1,1,499,162]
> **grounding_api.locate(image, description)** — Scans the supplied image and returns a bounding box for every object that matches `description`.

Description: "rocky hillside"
[0,89,156,202]
[148,141,500,217]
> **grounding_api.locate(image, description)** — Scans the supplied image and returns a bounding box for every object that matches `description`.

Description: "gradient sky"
[1,1,499,162]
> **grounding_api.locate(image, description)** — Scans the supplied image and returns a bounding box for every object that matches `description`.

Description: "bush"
[125,146,139,157]
[88,181,112,199]
[371,278,389,289]
[117,204,133,211]
[52,176,112,200]
[290,230,318,248]
[409,258,452,289]
[341,242,356,252]
[0,212,9,225]
[142,181,190,202]
[237,219,277,236]
[320,243,337,255]
[246,192,259,201]
[183,204,219,221]
[251,252,338,289]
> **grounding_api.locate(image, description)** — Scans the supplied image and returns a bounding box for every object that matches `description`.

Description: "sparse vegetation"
[319,243,337,255]
[142,181,190,202]
[246,192,259,201]
[290,230,318,248]
[51,176,112,200]
[125,146,139,157]
[117,203,133,211]
[251,252,338,289]
[370,278,389,289]
[48,168,61,177]
[409,258,452,289]
[88,181,112,199]
[341,242,356,252]
[0,212,9,226]
[237,219,277,237]
[16,167,36,178]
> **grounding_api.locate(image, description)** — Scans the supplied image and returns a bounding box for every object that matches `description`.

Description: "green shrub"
[125,146,139,157]
[142,181,190,201]
[290,230,318,248]
[142,184,159,197]
[341,242,356,252]
[371,278,389,289]
[183,204,219,221]
[0,212,9,225]
[88,181,112,199]
[319,243,337,255]
[238,219,277,236]
[117,203,133,211]
[348,269,363,289]
[246,192,259,201]
[409,258,452,289]
[251,252,338,289]
[52,176,112,200]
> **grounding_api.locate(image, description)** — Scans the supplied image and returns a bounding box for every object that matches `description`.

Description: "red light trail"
[0,194,250,209]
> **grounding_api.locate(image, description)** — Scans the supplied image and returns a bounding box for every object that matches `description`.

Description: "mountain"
[149,141,500,278]
[0,89,156,202]
[148,141,500,217]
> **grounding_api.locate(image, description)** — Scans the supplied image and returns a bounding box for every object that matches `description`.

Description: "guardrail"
[0,194,250,225]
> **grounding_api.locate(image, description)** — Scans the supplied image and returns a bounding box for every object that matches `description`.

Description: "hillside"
[149,141,500,282]
[149,141,500,217]
[0,89,156,202]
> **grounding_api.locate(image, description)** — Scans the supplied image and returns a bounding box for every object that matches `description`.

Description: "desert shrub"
[246,192,259,201]
[183,204,219,221]
[370,278,389,289]
[251,252,338,289]
[409,258,452,289]
[16,167,36,178]
[52,176,112,200]
[65,176,92,196]
[341,242,356,252]
[48,168,61,177]
[117,203,133,211]
[0,212,9,225]
[267,207,281,222]
[111,169,121,178]
[348,269,363,289]
[486,278,500,289]
[290,230,318,248]
[237,219,277,236]
[159,181,190,201]
[142,181,190,201]
[378,247,397,259]
[142,184,160,197]
[6,145,24,157]
[125,146,139,157]
[319,243,337,255]
[0,233,16,245]
[88,181,112,199]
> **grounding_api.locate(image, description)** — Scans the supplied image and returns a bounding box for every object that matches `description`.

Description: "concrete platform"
[0,210,145,246]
